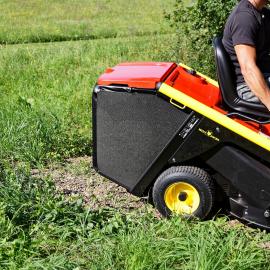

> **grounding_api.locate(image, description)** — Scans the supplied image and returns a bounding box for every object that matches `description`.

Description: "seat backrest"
[213,37,270,118]
[213,37,239,106]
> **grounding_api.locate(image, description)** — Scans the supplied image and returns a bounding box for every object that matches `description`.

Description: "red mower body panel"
[164,66,222,107]
[98,62,177,89]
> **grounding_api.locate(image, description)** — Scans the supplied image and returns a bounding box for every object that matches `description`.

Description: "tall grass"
[91,218,270,270]
[0,34,174,165]
[0,165,269,269]
[0,0,173,44]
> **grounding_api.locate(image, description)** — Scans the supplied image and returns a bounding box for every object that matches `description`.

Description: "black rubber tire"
[152,166,215,219]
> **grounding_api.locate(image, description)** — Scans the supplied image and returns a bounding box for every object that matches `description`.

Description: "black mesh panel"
[95,90,189,190]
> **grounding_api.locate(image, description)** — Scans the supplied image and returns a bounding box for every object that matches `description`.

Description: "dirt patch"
[227,219,242,227]
[32,156,156,215]
[259,242,270,250]
[31,158,269,230]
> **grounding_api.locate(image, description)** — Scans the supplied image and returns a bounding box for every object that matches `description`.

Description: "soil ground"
[32,156,157,215]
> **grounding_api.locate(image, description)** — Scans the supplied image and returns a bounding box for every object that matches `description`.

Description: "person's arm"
[235,44,270,110]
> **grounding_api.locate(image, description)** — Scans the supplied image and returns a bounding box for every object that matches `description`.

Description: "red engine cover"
[97,62,177,89]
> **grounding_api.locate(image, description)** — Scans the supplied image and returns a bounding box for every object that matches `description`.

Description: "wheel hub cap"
[178,192,188,201]
[164,182,200,214]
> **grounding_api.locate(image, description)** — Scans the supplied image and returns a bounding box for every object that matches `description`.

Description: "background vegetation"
[1,0,270,268]
[167,0,237,77]
[0,0,172,44]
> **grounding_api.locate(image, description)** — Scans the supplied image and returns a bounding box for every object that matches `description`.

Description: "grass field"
[1,0,270,269]
[0,34,174,165]
[0,0,173,44]
[1,166,269,269]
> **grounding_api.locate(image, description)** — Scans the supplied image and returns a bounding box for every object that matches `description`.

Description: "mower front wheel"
[152,166,214,219]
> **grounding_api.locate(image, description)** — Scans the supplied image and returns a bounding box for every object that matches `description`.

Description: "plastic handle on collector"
[170,98,186,110]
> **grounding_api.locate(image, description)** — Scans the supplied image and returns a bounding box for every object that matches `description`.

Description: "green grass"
[0,34,175,165]
[0,0,173,44]
[0,0,176,165]
[0,166,269,269]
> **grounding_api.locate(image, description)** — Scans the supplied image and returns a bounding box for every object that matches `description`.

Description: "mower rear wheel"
[152,166,214,219]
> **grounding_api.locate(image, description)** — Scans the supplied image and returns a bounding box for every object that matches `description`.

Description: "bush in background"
[167,0,237,77]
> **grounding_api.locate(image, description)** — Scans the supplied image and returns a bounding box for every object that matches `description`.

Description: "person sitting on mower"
[222,0,270,110]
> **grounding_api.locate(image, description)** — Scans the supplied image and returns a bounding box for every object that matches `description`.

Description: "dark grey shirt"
[222,0,270,85]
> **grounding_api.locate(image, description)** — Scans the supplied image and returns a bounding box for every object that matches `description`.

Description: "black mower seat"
[213,37,270,119]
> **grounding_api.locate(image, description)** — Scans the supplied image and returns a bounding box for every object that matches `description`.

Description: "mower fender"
[206,146,270,209]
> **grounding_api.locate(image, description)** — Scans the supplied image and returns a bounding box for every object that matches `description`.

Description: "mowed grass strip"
[0,0,173,44]
[0,166,269,269]
[0,34,174,165]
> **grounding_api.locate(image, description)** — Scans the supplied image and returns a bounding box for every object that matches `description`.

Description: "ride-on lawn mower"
[92,37,270,230]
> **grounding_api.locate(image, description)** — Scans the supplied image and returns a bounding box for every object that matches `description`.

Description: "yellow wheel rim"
[164,182,200,215]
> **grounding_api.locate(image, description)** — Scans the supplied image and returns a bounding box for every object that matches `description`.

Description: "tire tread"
[153,166,215,219]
